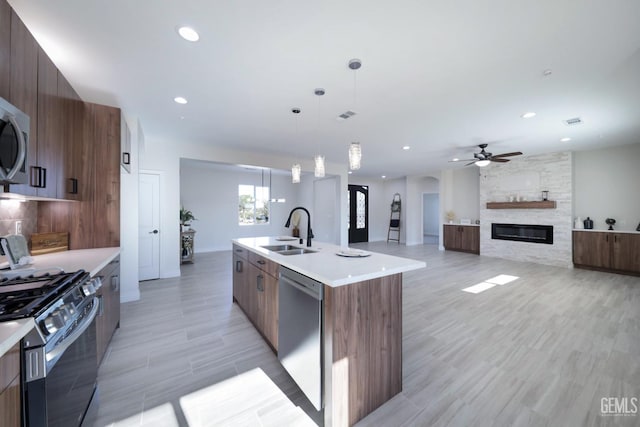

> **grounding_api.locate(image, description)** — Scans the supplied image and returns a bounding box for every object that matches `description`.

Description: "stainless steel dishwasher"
[278,266,323,411]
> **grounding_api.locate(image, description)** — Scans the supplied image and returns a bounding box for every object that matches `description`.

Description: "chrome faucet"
[285,207,314,247]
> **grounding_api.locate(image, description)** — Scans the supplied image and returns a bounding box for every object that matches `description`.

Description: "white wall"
[140,138,348,278]
[180,164,300,252]
[313,177,340,244]
[119,116,141,302]
[480,152,573,267]
[423,194,439,236]
[451,167,480,222]
[574,143,640,231]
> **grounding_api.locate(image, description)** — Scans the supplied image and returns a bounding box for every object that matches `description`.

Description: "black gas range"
[0,270,102,427]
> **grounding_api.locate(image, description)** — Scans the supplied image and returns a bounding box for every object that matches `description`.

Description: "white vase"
[574,217,584,229]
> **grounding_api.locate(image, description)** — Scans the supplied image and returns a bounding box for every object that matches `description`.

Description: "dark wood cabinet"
[8,9,38,196]
[573,231,640,275]
[0,0,10,99]
[443,224,480,254]
[232,245,278,351]
[58,74,86,201]
[612,233,640,272]
[88,103,121,248]
[572,231,611,269]
[0,342,21,427]
[34,48,62,198]
[96,256,121,365]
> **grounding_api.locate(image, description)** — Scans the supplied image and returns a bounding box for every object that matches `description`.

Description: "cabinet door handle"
[30,166,46,188]
[235,260,243,273]
[257,275,264,292]
[614,235,618,243]
[606,235,609,242]
[257,260,266,265]
[235,249,243,253]
[111,275,119,292]
[68,178,78,194]
[98,295,104,317]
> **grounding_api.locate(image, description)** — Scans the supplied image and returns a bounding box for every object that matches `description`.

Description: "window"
[238,185,270,225]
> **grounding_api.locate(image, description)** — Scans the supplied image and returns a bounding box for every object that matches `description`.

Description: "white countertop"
[0,247,120,357]
[233,237,426,287]
[1,247,120,278]
[0,318,34,358]
[573,229,640,235]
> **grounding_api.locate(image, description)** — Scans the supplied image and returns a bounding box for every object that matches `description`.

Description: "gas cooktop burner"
[0,270,89,321]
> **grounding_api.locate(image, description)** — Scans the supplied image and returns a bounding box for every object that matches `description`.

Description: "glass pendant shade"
[314,155,325,178]
[349,142,362,170]
[291,164,301,183]
[475,160,491,167]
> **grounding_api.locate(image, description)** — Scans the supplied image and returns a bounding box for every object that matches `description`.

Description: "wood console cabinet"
[96,256,121,365]
[232,245,278,350]
[443,224,480,254]
[573,231,640,275]
[0,342,21,427]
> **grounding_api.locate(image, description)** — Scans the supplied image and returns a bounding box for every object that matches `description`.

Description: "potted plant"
[180,207,197,231]
[445,210,455,224]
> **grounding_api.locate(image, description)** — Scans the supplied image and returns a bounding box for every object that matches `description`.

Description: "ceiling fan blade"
[448,158,476,163]
[491,158,510,163]
[492,151,523,158]
[465,161,477,166]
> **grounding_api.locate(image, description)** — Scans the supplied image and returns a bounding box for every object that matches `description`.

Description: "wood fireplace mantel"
[486,201,556,209]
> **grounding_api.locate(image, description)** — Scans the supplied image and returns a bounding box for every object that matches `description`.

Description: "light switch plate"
[15,221,22,235]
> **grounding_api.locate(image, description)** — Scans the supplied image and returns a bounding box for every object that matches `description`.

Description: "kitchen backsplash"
[0,200,38,238]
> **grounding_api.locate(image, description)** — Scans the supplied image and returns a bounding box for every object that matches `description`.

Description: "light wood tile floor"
[94,243,640,427]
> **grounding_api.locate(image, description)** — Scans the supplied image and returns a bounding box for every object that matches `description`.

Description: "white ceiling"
[9,0,640,178]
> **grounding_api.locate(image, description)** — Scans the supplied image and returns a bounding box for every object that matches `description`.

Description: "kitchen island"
[232,237,425,427]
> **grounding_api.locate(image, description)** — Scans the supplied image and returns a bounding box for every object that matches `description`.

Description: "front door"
[348,184,368,243]
[139,173,160,280]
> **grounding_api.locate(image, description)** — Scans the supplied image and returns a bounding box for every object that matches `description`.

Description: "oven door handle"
[46,297,99,364]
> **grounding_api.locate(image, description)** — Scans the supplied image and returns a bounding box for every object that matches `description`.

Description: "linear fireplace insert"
[491,223,554,244]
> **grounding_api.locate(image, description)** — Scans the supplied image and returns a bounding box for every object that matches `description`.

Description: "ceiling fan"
[450,144,523,167]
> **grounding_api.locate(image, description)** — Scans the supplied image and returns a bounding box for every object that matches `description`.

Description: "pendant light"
[349,142,361,170]
[314,155,325,178]
[292,163,301,183]
[314,88,326,178]
[348,59,362,170]
[291,108,301,183]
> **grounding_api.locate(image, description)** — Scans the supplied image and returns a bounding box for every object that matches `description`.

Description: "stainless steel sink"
[277,248,317,256]
[261,244,297,252]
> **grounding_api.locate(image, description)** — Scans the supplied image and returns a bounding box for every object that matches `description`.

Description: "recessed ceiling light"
[177,26,199,42]
[381,175,386,179]
[521,112,536,119]
[560,137,571,142]
[402,146,411,150]
[452,158,459,162]
[348,171,352,175]
[174,96,188,104]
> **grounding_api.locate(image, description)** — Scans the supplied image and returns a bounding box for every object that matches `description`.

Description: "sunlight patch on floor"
[179,367,315,426]
[486,274,519,285]
[462,282,496,294]
[462,274,519,294]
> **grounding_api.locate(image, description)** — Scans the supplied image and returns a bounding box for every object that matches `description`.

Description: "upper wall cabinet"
[8,9,38,196]
[0,0,10,99]
[58,74,86,201]
[34,48,63,198]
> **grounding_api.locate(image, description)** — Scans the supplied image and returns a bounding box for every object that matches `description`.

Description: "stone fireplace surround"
[479,152,573,268]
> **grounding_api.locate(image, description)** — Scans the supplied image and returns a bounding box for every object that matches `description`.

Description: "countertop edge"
[0,318,34,358]
[233,238,426,287]
[572,229,640,235]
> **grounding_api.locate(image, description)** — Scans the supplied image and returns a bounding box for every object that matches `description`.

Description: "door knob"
[149,229,159,234]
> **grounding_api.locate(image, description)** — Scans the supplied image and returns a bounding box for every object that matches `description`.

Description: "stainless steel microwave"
[0,97,29,185]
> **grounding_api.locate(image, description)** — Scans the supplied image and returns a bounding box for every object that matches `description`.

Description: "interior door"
[139,173,160,280]
[348,184,368,244]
